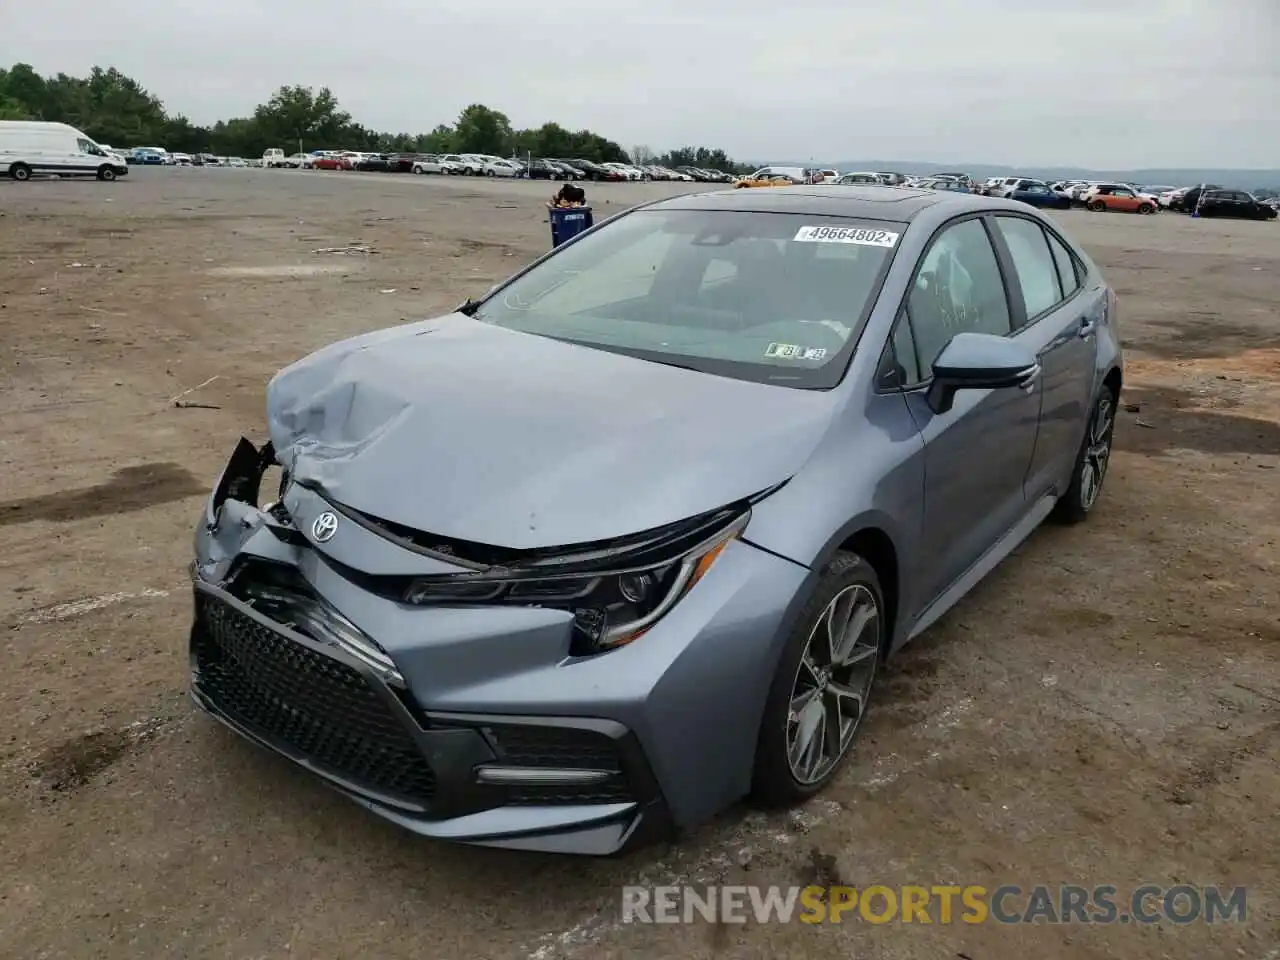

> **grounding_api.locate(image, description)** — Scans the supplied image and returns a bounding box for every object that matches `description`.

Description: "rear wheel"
[752,552,884,806]
[1089,200,1106,212]
[11,163,31,182]
[1053,385,1117,524]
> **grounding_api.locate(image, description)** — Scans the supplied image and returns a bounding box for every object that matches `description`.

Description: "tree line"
[0,63,749,172]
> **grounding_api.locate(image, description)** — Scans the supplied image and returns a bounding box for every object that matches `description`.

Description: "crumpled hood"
[266,314,839,549]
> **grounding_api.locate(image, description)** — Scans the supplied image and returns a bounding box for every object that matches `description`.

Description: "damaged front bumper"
[190,438,810,854]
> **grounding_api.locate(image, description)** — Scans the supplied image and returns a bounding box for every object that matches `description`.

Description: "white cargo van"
[0,121,129,181]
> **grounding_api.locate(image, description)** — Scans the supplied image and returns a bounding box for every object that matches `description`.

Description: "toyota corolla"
[190,186,1121,854]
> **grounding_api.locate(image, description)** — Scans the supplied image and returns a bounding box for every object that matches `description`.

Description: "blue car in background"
[127,147,166,165]
[1009,181,1071,209]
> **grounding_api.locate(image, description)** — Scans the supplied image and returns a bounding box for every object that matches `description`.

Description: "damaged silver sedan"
[191,187,1121,853]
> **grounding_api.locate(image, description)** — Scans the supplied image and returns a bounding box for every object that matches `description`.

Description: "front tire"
[752,552,884,806]
[1138,203,1155,214]
[1053,385,1117,524]
[97,166,117,182]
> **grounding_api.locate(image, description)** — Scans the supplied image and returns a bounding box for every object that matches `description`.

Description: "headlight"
[402,510,749,655]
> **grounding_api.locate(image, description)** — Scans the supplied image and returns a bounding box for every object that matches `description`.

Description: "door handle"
[1077,316,1098,338]
[1018,363,1042,392]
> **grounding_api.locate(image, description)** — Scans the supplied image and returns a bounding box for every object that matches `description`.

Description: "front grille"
[484,723,633,805]
[193,591,436,806]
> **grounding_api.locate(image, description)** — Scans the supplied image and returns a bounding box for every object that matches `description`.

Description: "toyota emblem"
[311,511,339,542]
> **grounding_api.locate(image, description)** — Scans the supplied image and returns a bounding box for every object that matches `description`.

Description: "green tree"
[454,104,514,155]
[0,94,30,120]
[0,63,48,116]
[253,85,352,151]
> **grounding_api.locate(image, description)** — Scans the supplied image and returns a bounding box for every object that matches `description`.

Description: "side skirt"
[904,492,1058,644]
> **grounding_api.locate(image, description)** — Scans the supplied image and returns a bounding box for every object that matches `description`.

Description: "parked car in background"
[740,165,807,184]
[987,177,1045,199]
[483,158,523,177]
[128,147,167,165]
[228,157,247,168]
[602,162,643,181]
[1082,184,1157,214]
[454,154,487,176]
[553,160,587,179]
[1192,189,1278,220]
[312,154,345,170]
[1009,180,1071,209]
[409,155,456,174]
[915,177,972,193]
[384,154,420,173]
[354,154,393,173]
[189,186,1121,855]
[287,153,314,169]
[0,120,129,181]
[734,173,796,188]
[877,171,909,185]
[525,159,567,180]
[837,172,885,185]
[577,159,625,181]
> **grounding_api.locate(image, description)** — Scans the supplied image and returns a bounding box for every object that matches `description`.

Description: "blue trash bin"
[549,206,593,248]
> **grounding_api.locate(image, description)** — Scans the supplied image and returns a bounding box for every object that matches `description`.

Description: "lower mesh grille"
[193,591,436,806]
[484,724,633,805]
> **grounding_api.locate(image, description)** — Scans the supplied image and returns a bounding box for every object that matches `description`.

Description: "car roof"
[647,185,981,221]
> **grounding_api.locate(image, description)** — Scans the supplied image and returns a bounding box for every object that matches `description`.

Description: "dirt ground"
[1,169,1277,960]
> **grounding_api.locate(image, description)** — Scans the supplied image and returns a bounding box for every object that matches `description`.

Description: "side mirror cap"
[926,332,1040,415]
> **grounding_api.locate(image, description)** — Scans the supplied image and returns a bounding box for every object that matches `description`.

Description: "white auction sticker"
[793,225,900,247]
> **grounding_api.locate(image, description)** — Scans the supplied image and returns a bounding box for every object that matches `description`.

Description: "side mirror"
[926,333,1040,415]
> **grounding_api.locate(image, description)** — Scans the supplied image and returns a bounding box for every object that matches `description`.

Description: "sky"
[2,0,1276,169]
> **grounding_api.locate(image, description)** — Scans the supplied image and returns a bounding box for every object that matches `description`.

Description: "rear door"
[1113,187,1141,212]
[892,216,1044,608]
[988,214,1101,499]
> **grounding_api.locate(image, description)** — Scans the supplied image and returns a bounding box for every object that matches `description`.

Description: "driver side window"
[905,218,1012,373]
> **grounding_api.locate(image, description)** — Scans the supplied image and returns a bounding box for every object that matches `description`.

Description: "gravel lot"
[1,168,1277,960]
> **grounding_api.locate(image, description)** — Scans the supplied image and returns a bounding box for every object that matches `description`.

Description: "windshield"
[471,209,902,389]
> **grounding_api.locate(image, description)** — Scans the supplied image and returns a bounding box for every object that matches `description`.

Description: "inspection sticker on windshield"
[766,342,827,361]
[792,225,899,247]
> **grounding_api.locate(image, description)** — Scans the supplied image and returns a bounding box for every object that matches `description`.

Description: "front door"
[893,216,1043,609]
[988,214,1101,498]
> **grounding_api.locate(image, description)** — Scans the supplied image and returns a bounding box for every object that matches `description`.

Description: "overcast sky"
[2,0,1275,168]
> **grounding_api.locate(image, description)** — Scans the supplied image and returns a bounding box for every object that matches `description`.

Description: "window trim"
[873,211,1018,395]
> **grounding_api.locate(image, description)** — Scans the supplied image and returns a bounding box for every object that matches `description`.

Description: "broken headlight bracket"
[208,437,286,532]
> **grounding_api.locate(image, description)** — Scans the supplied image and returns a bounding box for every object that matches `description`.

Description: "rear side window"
[1044,230,1081,297]
[993,216,1062,320]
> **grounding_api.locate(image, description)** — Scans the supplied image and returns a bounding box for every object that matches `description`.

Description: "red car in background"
[312,154,344,170]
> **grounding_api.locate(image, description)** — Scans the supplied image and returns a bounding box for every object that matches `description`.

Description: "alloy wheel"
[786,584,880,785]
[1080,392,1115,510]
